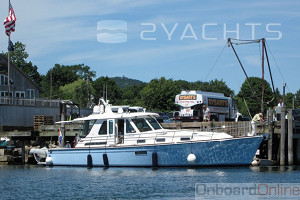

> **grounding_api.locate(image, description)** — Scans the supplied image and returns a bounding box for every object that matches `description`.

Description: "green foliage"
[40,64,95,98]
[121,84,146,106]
[92,77,122,104]
[140,77,180,113]
[58,79,95,107]
[237,77,275,117]
[198,79,234,97]
[112,76,144,89]
[4,41,42,86]
[295,89,300,109]
[285,93,295,109]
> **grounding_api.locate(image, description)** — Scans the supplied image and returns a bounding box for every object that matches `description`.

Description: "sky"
[0,0,299,95]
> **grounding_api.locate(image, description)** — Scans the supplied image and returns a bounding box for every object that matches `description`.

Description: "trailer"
[175,90,241,122]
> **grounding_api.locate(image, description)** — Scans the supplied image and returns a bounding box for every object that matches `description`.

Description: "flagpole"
[7,0,11,98]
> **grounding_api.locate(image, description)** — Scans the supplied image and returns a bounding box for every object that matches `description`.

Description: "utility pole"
[50,70,52,100]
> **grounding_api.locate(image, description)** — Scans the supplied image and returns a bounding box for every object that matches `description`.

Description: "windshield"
[131,118,152,132]
[146,117,162,130]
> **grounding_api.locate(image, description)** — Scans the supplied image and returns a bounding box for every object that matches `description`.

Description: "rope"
[203,43,227,81]
[265,41,291,93]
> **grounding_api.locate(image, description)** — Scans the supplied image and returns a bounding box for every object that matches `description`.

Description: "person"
[277,99,283,107]
[203,104,210,122]
[250,113,264,136]
[276,99,283,120]
[73,133,80,147]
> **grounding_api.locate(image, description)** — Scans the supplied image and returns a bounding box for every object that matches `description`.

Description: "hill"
[112,76,145,89]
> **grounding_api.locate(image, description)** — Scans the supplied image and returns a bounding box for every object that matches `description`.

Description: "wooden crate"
[34,115,54,131]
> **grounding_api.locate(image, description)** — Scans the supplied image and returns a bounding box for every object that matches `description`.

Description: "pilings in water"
[267,108,295,166]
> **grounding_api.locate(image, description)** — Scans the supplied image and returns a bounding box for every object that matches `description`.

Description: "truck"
[175,90,242,122]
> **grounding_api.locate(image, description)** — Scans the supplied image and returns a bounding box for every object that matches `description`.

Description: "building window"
[0,91,13,97]
[27,89,35,98]
[0,74,6,85]
[0,74,13,85]
[15,91,25,98]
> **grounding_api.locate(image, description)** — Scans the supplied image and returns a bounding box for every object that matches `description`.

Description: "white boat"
[30,99,263,167]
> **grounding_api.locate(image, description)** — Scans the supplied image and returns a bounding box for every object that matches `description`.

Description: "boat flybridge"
[30,98,263,167]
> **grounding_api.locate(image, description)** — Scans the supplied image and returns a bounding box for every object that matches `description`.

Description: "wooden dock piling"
[288,110,293,165]
[268,109,274,161]
[280,107,286,166]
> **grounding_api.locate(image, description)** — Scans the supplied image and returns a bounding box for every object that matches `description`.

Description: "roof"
[0,54,41,91]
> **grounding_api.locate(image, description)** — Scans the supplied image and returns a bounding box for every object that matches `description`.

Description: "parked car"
[166,111,180,121]
[156,116,173,123]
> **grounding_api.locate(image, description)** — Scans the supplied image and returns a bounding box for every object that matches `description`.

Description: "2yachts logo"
[97,20,127,43]
[97,21,282,43]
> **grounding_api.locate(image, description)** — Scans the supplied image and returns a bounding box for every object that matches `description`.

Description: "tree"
[198,79,234,97]
[4,41,42,86]
[40,64,95,98]
[285,93,295,109]
[140,77,180,113]
[237,77,275,117]
[121,84,146,106]
[58,79,95,108]
[295,89,300,109]
[92,77,122,104]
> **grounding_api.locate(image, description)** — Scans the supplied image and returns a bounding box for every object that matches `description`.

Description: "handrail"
[0,96,62,107]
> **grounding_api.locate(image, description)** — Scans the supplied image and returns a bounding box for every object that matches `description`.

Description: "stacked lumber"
[34,115,54,131]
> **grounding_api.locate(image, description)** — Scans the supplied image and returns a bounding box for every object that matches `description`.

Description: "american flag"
[3,3,17,36]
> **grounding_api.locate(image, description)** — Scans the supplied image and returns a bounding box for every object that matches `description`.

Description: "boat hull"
[46,136,263,167]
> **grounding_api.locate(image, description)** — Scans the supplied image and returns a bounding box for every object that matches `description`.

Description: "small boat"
[30,99,263,167]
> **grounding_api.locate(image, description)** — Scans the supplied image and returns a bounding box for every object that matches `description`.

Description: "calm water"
[0,165,299,200]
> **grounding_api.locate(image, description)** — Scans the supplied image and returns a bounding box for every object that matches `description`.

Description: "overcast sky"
[1,0,299,95]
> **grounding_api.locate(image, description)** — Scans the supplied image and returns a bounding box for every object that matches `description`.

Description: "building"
[0,54,40,99]
[0,54,92,129]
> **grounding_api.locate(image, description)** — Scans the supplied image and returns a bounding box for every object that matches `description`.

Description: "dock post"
[280,107,286,166]
[21,140,25,164]
[60,102,66,147]
[288,110,293,166]
[268,109,274,161]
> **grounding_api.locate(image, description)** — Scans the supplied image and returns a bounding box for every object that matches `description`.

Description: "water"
[0,165,299,200]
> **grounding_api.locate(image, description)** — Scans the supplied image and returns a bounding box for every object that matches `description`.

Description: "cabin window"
[109,120,114,134]
[180,137,190,141]
[126,120,135,133]
[98,121,107,135]
[156,138,165,142]
[132,118,152,132]
[80,120,96,137]
[146,117,162,130]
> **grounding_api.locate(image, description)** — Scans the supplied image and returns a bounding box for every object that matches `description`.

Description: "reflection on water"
[0,165,299,199]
